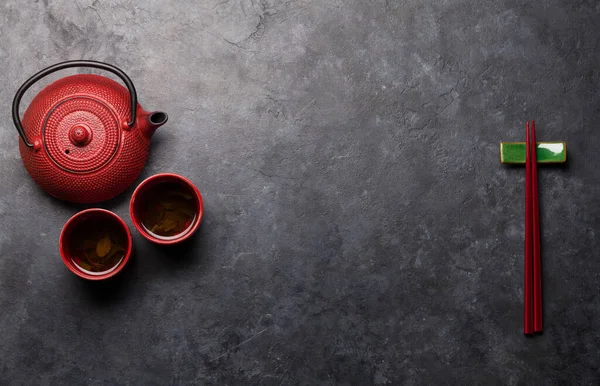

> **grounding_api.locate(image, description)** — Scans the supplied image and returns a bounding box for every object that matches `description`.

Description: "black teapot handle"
[12,60,138,148]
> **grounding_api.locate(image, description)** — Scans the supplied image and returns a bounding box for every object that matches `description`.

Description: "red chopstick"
[524,122,534,335]
[531,120,542,332]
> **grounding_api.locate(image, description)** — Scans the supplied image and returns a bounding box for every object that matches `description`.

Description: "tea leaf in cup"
[151,216,178,234]
[104,243,125,261]
[96,234,112,258]
[75,258,92,271]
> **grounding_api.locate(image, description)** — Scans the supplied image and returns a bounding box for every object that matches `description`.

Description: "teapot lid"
[43,96,120,173]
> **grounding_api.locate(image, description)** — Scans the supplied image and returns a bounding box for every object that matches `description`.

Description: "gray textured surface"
[1,0,599,384]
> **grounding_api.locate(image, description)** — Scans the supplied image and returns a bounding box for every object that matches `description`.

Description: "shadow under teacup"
[129,173,203,245]
[59,209,133,280]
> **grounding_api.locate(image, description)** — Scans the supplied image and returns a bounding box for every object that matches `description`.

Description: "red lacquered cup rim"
[129,173,203,245]
[59,208,133,281]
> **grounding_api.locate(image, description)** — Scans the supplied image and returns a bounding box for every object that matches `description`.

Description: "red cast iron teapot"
[12,60,168,203]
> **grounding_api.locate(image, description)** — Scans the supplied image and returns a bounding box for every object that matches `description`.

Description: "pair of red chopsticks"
[524,120,542,334]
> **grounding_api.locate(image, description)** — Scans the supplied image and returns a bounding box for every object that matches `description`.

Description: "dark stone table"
[1,0,599,384]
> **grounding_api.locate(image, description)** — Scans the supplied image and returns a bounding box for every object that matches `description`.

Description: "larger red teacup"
[59,208,133,280]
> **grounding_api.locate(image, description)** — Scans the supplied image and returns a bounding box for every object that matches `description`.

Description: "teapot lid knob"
[69,125,92,146]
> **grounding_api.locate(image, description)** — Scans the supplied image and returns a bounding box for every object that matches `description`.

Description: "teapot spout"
[139,110,168,138]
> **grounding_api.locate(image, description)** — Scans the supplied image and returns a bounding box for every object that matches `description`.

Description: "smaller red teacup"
[129,173,203,245]
[59,209,133,280]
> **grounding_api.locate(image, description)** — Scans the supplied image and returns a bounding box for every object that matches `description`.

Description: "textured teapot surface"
[19,74,152,203]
